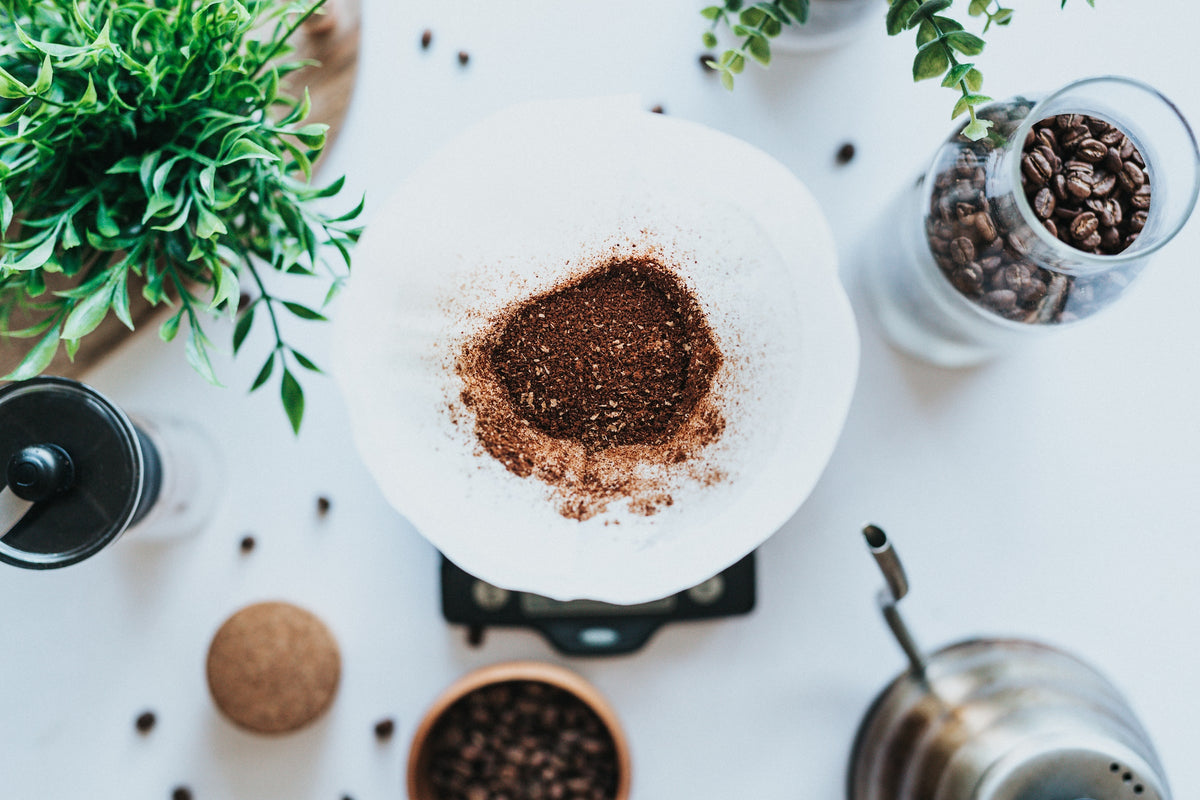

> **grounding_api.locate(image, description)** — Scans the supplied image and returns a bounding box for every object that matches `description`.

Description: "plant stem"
[927,14,981,131]
[249,0,328,77]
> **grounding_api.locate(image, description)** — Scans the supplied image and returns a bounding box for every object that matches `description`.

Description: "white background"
[2,1,1199,799]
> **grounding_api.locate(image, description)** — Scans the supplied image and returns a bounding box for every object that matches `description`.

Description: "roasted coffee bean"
[1059,124,1090,149]
[1077,138,1107,163]
[1022,151,1053,185]
[1042,218,1058,238]
[1130,148,1146,168]
[1120,136,1135,160]
[239,535,255,553]
[1032,187,1056,219]
[835,142,856,164]
[135,711,156,733]
[974,212,998,241]
[1037,144,1061,173]
[1052,173,1069,201]
[951,263,984,295]
[984,289,1018,311]
[1118,161,1145,191]
[1130,209,1148,233]
[1101,226,1121,250]
[1104,147,1124,174]
[1036,128,1057,151]
[1078,231,1102,250]
[1131,183,1152,210]
[1069,211,1100,241]
[374,718,396,740]
[1090,170,1117,197]
[421,29,433,49]
[1056,113,1083,130]
[1019,279,1048,305]
[1100,127,1124,146]
[950,236,976,265]
[1065,176,1092,199]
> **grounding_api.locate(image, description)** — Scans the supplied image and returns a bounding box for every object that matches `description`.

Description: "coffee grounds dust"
[456,257,726,520]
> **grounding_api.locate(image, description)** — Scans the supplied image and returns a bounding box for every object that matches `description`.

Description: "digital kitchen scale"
[441,552,755,656]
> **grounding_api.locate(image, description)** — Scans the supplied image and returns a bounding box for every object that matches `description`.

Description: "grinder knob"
[6,444,74,503]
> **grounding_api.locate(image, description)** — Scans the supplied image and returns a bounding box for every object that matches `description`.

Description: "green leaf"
[700,5,724,20]
[0,67,29,99]
[942,62,974,88]
[33,56,54,95]
[250,352,275,392]
[746,35,771,65]
[232,305,255,354]
[330,194,366,223]
[886,0,921,35]
[945,31,986,55]
[11,232,58,271]
[702,31,719,48]
[280,368,305,433]
[968,0,989,14]
[95,201,120,237]
[1,194,12,232]
[291,349,322,373]
[994,8,1014,25]
[160,310,184,342]
[282,301,326,321]
[288,123,328,148]
[720,70,734,90]
[912,42,950,82]
[908,0,953,26]
[2,323,61,381]
[79,75,98,105]
[196,205,228,238]
[185,326,222,386]
[61,281,115,340]
[962,116,995,140]
[222,138,279,165]
[965,68,984,91]
[112,270,133,330]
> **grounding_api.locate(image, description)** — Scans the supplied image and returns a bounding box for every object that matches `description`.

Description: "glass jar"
[863,76,1200,367]
[771,0,877,52]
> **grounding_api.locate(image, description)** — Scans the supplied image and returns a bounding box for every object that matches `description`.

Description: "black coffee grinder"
[0,377,165,569]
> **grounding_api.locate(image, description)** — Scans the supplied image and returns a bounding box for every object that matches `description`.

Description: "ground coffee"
[455,256,726,520]
[491,260,719,448]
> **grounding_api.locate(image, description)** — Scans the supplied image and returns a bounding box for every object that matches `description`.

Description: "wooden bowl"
[407,661,632,800]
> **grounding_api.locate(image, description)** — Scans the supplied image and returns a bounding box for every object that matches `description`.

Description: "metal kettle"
[850,525,1171,800]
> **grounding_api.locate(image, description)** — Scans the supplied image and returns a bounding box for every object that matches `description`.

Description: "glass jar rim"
[1007,75,1200,269]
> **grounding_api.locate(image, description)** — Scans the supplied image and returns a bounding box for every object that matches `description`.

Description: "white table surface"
[3,2,1199,799]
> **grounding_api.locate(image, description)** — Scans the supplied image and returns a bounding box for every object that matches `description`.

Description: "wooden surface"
[0,0,361,381]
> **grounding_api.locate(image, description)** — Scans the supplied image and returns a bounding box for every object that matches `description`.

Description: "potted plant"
[0,0,362,432]
[702,0,1094,140]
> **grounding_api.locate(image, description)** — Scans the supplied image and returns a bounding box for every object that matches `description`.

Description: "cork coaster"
[206,601,341,735]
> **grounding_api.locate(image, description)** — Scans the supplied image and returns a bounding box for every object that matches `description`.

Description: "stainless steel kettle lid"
[0,377,149,569]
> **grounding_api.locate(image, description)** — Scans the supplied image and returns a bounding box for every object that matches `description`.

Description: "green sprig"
[0,0,363,433]
[702,0,1096,141]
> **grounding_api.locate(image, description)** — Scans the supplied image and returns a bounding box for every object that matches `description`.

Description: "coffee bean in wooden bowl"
[206,601,341,735]
[408,662,631,800]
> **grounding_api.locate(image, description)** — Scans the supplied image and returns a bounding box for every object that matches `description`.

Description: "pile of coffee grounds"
[424,680,619,800]
[491,260,719,448]
[455,256,727,520]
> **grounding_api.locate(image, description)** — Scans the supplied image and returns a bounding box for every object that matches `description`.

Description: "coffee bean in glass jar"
[423,680,620,800]
[862,77,1200,367]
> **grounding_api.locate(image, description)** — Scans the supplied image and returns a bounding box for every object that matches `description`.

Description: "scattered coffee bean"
[924,103,1151,325]
[316,496,331,517]
[374,718,396,741]
[835,142,856,165]
[699,53,717,71]
[135,711,156,734]
[426,681,619,800]
[421,29,433,49]
[171,787,192,800]
[466,625,485,647]
[237,292,252,312]
[457,50,470,66]
[650,104,664,114]
[239,535,255,553]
